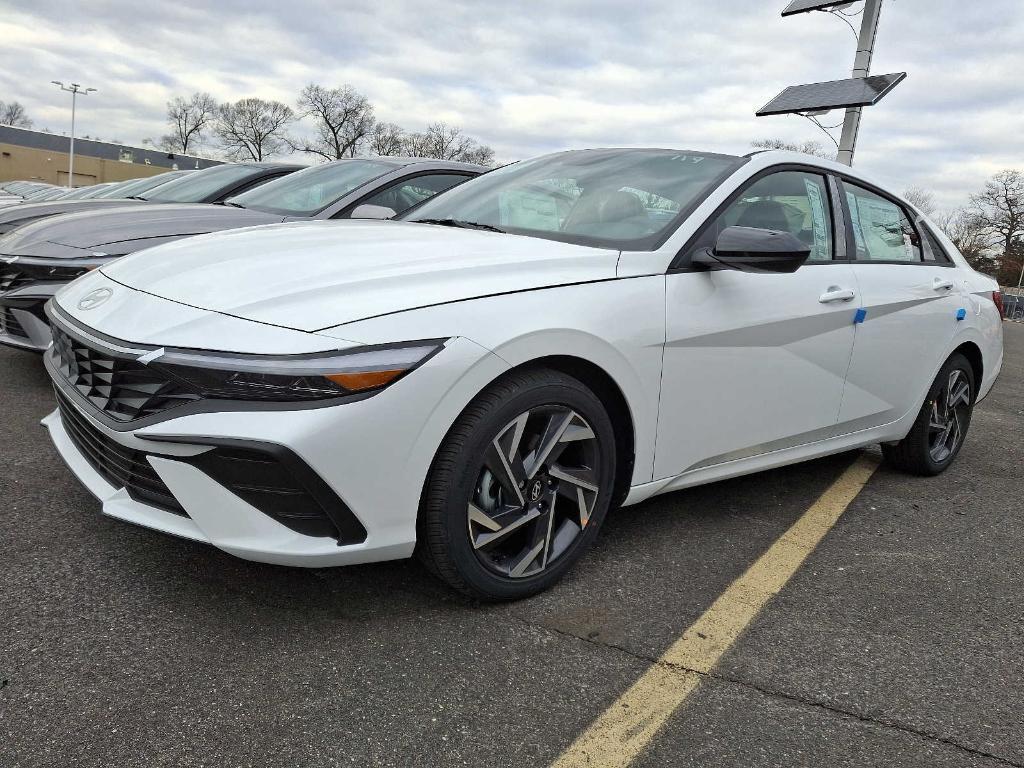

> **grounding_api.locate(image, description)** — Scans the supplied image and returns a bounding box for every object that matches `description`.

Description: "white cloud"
[1,0,1021,209]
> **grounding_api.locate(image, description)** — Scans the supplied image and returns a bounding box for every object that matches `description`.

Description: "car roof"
[308,156,488,173]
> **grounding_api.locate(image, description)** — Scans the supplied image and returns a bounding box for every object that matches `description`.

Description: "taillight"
[992,291,1004,318]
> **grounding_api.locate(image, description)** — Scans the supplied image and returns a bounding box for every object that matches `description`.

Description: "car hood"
[0,203,284,257]
[101,220,621,332]
[0,198,152,232]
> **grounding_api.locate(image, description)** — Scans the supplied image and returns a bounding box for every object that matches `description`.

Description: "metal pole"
[836,0,884,166]
[68,87,77,188]
[51,81,95,188]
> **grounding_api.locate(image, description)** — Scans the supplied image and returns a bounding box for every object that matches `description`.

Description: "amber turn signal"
[324,369,406,392]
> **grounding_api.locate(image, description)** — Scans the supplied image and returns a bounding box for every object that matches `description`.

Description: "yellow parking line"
[551,453,880,768]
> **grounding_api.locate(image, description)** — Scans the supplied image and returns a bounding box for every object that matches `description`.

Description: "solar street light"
[759,0,899,165]
[781,0,858,17]
[756,73,907,116]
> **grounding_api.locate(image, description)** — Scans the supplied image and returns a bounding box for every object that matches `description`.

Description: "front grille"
[0,306,27,339]
[0,262,89,293]
[51,324,199,422]
[55,387,187,516]
[0,265,30,293]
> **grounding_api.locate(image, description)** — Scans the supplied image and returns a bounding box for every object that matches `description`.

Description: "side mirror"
[692,226,811,274]
[350,204,397,220]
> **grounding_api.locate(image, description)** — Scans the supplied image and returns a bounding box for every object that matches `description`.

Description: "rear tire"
[881,353,975,476]
[417,368,616,601]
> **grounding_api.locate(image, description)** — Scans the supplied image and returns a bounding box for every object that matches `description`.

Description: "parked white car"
[42,148,1004,599]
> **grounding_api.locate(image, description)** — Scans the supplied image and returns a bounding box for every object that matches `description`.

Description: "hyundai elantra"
[41,148,1003,599]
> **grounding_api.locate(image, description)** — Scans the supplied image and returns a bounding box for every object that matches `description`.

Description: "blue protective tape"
[956,308,967,321]
[854,308,867,324]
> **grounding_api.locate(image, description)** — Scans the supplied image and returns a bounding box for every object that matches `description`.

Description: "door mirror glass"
[349,204,397,220]
[692,225,811,273]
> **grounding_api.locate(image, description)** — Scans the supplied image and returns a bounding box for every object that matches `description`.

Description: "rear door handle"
[933,277,955,291]
[819,287,856,303]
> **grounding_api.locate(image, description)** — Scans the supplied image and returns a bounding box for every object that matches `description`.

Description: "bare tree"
[214,98,294,161]
[163,92,217,154]
[751,138,834,160]
[404,122,494,165]
[971,170,1024,270]
[936,208,997,274]
[290,84,375,160]
[1000,240,1024,288]
[0,100,32,128]
[903,186,937,218]
[368,122,406,156]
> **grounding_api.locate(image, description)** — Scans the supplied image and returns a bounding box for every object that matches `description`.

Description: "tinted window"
[404,149,743,250]
[143,165,267,203]
[352,173,469,216]
[844,182,922,262]
[231,160,397,216]
[689,171,834,262]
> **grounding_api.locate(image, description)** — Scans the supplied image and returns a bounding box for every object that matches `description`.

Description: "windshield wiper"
[414,218,506,234]
[125,195,149,201]
[220,200,246,208]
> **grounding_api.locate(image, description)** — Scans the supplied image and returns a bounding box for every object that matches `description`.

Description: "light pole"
[836,0,884,166]
[51,81,96,188]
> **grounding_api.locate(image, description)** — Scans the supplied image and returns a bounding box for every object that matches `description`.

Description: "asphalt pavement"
[2,324,1021,767]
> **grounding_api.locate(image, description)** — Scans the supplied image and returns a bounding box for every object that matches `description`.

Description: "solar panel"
[781,0,859,16]
[756,73,907,116]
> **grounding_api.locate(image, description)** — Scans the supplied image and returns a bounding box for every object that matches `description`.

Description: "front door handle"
[819,287,856,303]
[933,277,955,291]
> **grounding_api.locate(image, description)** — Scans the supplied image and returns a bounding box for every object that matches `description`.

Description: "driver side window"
[705,171,835,262]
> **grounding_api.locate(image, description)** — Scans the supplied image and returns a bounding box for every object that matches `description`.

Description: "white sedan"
[42,148,1004,600]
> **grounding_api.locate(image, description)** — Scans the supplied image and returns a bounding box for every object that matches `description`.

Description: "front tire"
[881,353,975,476]
[417,368,616,601]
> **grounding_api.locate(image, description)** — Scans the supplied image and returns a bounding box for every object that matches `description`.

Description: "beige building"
[0,125,220,187]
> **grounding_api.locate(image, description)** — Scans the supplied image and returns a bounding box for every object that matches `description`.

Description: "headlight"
[150,340,447,402]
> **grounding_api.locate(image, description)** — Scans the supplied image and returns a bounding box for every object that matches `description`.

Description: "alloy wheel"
[928,369,972,463]
[468,405,601,579]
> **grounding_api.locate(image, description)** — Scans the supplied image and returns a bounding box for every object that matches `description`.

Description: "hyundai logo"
[77,287,113,311]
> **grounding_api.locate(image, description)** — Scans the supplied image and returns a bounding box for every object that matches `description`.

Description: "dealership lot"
[1,324,1021,767]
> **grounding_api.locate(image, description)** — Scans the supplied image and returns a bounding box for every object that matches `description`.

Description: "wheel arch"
[950,340,983,400]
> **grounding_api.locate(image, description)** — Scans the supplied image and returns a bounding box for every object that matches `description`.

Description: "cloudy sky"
[1,0,1021,210]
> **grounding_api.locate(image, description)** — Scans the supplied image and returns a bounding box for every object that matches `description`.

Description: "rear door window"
[843,182,923,262]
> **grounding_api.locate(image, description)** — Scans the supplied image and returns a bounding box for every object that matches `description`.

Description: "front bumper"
[42,333,508,567]
[43,394,412,567]
[0,292,54,351]
[0,256,110,351]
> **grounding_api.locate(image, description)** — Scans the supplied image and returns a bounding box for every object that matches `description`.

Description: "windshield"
[26,188,66,201]
[22,187,55,199]
[142,164,264,203]
[63,184,111,200]
[77,183,120,199]
[229,159,398,216]
[404,149,743,250]
[101,171,189,199]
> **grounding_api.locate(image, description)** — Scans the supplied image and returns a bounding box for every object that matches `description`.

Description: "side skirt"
[622,414,914,507]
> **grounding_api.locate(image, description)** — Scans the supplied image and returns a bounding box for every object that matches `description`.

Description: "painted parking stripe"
[551,453,880,768]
